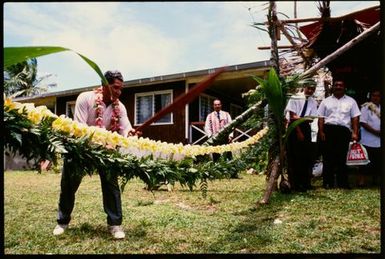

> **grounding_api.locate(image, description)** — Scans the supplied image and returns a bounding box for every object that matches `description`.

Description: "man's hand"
[128,129,142,137]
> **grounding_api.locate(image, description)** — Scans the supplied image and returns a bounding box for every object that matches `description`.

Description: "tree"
[4,58,56,98]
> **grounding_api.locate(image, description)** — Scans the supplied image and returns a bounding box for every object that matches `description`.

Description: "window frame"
[199,93,217,121]
[134,89,174,126]
[65,101,76,119]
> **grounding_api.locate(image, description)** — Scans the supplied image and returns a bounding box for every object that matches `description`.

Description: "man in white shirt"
[53,70,139,239]
[318,79,361,189]
[204,99,238,177]
[359,89,381,186]
[285,83,318,191]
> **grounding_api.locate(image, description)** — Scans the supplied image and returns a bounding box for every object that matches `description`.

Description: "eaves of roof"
[14,60,272,102]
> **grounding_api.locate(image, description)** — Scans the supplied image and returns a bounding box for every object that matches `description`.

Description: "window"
[135,90,173,125]
[66,101,76,119]
[230,103,243,119]
[199,94,217,121]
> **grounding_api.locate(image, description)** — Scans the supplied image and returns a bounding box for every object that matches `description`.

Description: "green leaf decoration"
[75,52,108,86]
[4,46,70,67]
[4,46,108,86]
[253,68,284,122]
[283,116,317,144]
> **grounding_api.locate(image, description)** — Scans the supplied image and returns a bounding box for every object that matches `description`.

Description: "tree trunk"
[259,1,283,205]
[259,154,280,204]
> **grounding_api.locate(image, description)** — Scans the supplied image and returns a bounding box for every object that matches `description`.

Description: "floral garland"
[94,87,121,133]
[4,99,269,160]
[362,102,381,119]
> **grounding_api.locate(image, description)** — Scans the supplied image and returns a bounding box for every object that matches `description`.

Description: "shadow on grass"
[66,223,109,239]
[64,222,149,241]
[205,191,306,253]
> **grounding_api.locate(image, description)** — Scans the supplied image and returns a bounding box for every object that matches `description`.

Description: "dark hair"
[104,70,123,84]
[369,89,381,98]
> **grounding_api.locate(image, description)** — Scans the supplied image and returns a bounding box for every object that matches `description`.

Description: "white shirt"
[317,95,361,130]
[360,103,381,148]
[74,90,132,137]
[285,94,318,117]
[285,94,318,142]
[204,110,233,138]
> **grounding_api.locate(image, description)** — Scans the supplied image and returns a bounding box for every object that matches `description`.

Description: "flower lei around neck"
[94,87,121,133]
[362,102,381,119]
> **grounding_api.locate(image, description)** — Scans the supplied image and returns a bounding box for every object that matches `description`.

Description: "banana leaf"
[4,46,108,85]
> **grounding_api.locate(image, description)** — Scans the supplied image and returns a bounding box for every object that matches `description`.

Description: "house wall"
[120,80,187,144]
[56,81,188,144]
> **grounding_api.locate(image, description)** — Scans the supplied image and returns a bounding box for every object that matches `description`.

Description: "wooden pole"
[135,67,226,132]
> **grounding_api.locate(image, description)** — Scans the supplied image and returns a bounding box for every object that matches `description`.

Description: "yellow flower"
[106,131,122,148]
[27,110,42,124]
[4,98,16,110]
[15,100,270,160]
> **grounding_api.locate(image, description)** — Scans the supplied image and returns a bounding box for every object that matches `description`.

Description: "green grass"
[4,170,381,254]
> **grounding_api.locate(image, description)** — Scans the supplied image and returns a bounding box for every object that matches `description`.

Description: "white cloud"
[4,1,380,91]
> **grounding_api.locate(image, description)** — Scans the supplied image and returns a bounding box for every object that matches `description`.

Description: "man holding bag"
[317,79,361,189]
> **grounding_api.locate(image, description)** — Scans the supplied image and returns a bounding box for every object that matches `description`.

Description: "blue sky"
[4,1,379,92]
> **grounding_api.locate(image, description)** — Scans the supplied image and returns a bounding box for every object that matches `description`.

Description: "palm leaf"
[4,46,108,86]
[283,116,317,144]
[254,68,284,122]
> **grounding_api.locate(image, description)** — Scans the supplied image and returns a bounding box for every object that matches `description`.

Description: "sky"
[3,1,379,93]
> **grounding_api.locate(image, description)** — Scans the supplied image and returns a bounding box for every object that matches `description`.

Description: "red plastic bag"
[346,141,370,166]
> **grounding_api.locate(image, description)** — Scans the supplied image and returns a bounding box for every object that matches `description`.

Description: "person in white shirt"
[53,70,140,239]
[358,89,381,187]
[318,79,361,189]
[204,99,238,178]
[285,83,318,191]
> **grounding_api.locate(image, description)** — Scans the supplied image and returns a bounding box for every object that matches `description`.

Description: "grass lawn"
[4,169,381,254]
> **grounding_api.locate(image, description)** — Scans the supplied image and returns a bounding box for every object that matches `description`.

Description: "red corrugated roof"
[299,6,380,40]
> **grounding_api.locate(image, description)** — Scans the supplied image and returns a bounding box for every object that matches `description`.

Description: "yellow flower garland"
[5,99,269,159]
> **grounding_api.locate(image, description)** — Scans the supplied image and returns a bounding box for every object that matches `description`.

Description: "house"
[13,60,272,145]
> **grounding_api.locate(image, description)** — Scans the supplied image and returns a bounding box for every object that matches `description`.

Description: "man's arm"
[361,122,381,137]
[350,100,361,141]
[119,103,133,137]
[204,113,213,137]
[351,116,359,141]
[290,111,304,141]
[318,117,325,141]
[73,92,90,124]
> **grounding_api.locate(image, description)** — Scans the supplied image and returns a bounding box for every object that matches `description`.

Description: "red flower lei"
[94,87,121,133]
